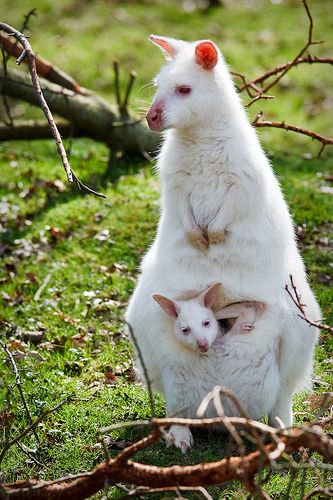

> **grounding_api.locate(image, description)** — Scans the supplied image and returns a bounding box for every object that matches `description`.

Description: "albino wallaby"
[126,35,320,453]
[153,282,264,353]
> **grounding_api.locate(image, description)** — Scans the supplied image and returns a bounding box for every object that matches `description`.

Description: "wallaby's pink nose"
[146,102,164,132]
[197,339,209,353]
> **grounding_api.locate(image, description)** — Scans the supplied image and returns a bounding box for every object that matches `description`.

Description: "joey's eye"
[181,327,190,335]
[176,85,192,96]
[203,320,210,327]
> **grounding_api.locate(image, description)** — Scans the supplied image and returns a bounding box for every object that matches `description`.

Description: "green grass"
[0,0,332,498]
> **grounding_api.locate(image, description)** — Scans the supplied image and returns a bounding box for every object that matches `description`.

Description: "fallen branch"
[0,31,84,94]
[0,66,159,155]
[2,416,332,499]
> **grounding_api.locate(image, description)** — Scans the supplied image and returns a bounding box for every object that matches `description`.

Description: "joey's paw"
[186,231,209,252]
[166,425,193,454]
[228,322,254,335]
[239,322,255,333]
[207,230,226,245]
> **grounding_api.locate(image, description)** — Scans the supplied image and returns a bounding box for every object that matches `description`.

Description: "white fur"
[126,37,320,450]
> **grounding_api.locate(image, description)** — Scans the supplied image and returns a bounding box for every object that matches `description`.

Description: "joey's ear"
[149,34,180,60]
[198,283,222,308]
[152,294,179,318]
[195,41,218,70]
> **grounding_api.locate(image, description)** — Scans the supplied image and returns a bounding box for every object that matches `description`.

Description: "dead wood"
[2,416,332,500]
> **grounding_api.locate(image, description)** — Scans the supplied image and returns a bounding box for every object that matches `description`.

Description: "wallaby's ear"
[152,294,179,318]
[198,283,221,308]
[149,34,179,60]
[195,41,218,70]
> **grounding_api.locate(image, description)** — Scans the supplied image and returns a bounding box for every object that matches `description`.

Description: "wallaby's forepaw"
[207,230,226,246]
[229,322,254,335]
[187,231,209,252]
[166,425,193,454]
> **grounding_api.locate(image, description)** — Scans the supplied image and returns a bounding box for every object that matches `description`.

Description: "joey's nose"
[197,339,209,353]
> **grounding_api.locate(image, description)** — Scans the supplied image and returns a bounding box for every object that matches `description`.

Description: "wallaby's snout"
[146,100,164,131]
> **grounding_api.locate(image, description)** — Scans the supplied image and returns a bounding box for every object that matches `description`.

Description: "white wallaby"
[126,35,320,453]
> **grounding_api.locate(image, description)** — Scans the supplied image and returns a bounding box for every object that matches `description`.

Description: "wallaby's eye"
[176,85,192,96]
[203,320,210,327]
[181,326,190,335]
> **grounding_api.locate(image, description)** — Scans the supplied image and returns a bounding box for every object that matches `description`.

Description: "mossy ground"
[0,1,332,498]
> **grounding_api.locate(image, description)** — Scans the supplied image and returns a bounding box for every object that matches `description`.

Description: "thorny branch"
[0,22,105,198]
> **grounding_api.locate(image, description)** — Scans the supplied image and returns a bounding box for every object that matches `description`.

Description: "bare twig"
[33,273,52,301]
[0,395,71,465]
[116,486,213,500]
[113,60,121,111]
[237,54,333,92]
[0,22,105,198]
[120,70,137,115]
[254,118,333,157]
[303,486,333,499]
[0,35,14,125]
[261,0,323,93]
[0,339,39,446]
[285,275,333,334]
[126,322,155,418]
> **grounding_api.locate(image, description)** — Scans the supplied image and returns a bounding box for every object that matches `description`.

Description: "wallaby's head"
[152,283,221,353]
[146,35,233,133]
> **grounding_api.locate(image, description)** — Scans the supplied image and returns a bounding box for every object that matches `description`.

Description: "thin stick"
[116,486,213,500]
[0,340,39,446]
[121,70,137,114]
[261,0,323,93]
[126,322,155,418]
[113,60,121,110]
[285,275,333,334]
[0,397,70,464]
[33,273,52,301]
[0,35,14,125]
[254,118,333,157]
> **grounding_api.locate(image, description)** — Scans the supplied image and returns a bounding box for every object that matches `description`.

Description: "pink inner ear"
[203,283,221,308]
[149,35,176,58]
[195,41,218,70]
[152,294,179,318]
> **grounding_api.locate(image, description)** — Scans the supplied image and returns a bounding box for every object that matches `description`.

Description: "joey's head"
[152,283,222,354]
[146,35,233,133]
